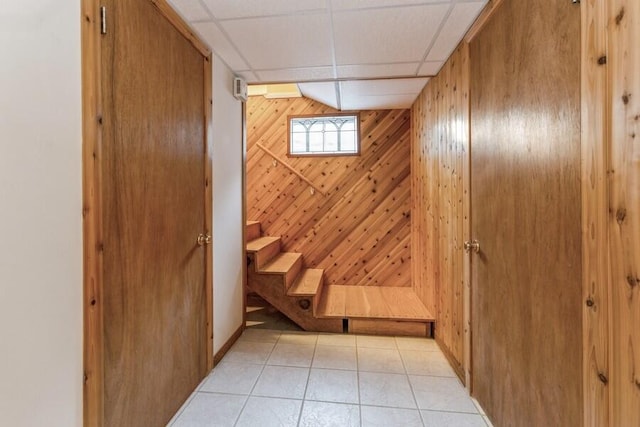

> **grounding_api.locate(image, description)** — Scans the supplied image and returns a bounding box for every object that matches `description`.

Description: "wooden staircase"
[246,221,435,336]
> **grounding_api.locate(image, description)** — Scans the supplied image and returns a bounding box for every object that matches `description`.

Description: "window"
[288,113,360,156]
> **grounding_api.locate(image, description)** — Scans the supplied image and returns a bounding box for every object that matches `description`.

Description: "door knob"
[197,233,211,246]
[464,240,480,254]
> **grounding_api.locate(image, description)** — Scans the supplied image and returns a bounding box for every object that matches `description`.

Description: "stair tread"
[317,285,435,322]
[288,269,323,296]
[259,252,302,274]
[246,220,260,226]
[247,236,280,252]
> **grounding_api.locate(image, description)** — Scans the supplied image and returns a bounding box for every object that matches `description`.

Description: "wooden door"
[99,1,209,425]
[469,0,582,426]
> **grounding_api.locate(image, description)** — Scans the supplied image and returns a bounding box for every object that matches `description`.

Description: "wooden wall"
[411,43,470,380]
[583,0,640,425]
[246,96,412,287]
[469,0,582,426]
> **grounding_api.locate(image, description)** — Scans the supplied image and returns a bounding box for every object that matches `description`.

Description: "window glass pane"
[341,132,356,152]
[291,133,306,153]
[310,122,323,132]
[325,131,338,152]
[292,122,306,133]
[309,132,323,152]
[342,121,355,132]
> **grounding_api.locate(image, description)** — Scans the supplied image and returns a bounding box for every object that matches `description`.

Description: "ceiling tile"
[341,93,419,110]
[426,1,485,61]
[167,0,212,21]
[202,0,327,20]
[337,63,419,79]
[332,4,450,64]
[256,67,335,83]
[332,0,445,11]
[193,22,248,69]
[418,61,444,76]
[221,14,333,69]
[298,82,339,109]
[340,78,429,96]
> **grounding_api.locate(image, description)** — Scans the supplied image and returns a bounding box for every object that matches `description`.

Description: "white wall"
[0,1,83,426]
[211,55,245,354]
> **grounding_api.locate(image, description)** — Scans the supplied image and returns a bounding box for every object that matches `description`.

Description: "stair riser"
[246,222,261,241]
[312,277,325,317]
[254,240,281,270]
[283,255,303,291]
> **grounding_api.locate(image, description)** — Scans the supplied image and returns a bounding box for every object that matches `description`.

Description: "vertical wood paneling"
[469,0,582,425]
[411,43,470,379]
[582,0,610,425]
[246,97,412,287]
[609,0,640,425]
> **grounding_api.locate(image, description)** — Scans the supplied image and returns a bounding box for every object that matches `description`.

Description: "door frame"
[81,1,213,425]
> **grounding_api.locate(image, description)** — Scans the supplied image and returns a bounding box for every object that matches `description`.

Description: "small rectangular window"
[288,113,360,156]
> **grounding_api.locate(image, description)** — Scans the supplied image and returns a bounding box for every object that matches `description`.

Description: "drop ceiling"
[168,0,487,110]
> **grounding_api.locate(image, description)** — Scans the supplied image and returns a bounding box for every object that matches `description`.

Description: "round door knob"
[464,240,480,254]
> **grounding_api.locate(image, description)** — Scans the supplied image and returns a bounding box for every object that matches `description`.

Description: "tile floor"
[168,328,493,427]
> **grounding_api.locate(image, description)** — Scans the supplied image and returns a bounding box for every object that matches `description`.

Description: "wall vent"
[233,77,248,102]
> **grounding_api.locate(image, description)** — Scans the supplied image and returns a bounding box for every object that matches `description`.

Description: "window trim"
[287,112,361,157]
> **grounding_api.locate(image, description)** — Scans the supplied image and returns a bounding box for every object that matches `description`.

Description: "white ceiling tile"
[426,1,485,61]
[298,82,339,109]
[235,70,259,83]
[337,63,418,79]
[332,0,445,11]
[332,4,450,64]
[167,0,212,21]
[340,78,429,97]
[221,14,333,69]
[341,93,419,110]
[193,22,248,69]
[418,61,444,76]
[202,0,327,19]
[256,67,335,83]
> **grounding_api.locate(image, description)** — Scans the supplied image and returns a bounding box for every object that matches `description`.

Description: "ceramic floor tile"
[267,343,315,367]
[224,341,274,364]
[359,371,416,409]
[317,333,357,347]
[172,392,246,427]
[199,362,263,395]
[238,328,282,344]
[357,347,405,374]
[360,405,423,427]
[400,349,456,377]
[421,410,487,426]
[410,375,477,413]
[235,396,302,427]
[299,401,360,427]
[278,331,318,346]
[305,368,359,404]
[356,335,398,349]
[252,365,310,399]
[312,345,357,370]
[395,336,439,351]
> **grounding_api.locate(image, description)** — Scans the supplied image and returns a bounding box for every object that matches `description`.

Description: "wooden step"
[247,236,281,270]
[288,269,323,296]
[259,252,303,290]
[246,220,261,241]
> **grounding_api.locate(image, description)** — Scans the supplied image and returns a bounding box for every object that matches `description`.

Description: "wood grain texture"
[411,42,470,380]
[349,319,429,337]
[581,0,610,425]
[469,0,582,426]
[81,0,104,425]
[100,1,208,425]
[247,96,412,287]
[608,0,640,425]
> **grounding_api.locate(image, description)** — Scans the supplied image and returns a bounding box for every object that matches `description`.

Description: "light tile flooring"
[168,328,493,427]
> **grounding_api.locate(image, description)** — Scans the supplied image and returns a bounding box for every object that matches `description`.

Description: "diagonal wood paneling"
[247,96,412,287]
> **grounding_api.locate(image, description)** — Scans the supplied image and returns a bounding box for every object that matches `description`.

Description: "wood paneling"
[581,0,610,425]
[247,96,412,287]
[469,0,582,426]
[608,0,640,425]
[411,42,470,380]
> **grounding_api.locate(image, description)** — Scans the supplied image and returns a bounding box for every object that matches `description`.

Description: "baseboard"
[213,324,244,366]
